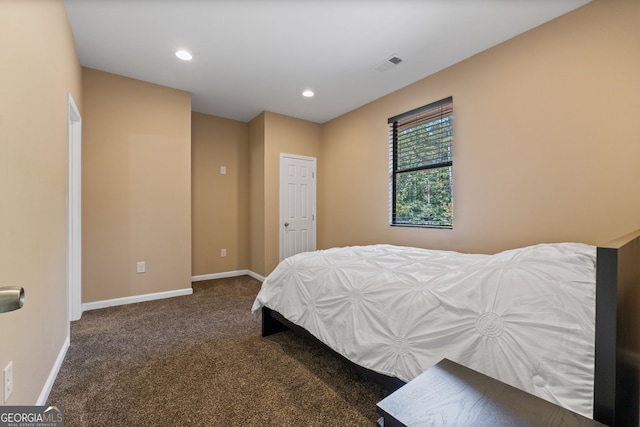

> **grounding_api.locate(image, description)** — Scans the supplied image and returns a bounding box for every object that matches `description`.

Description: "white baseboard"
[81,269,266,312]
[39,271,265,405]
[191,270,249,282]
[82,287,193,312]
[246,270,265,282]
[37,335,69,405]
[192,270,265,282]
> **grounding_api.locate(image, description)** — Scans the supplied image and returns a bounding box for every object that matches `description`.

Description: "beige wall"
[191,112,249,276]
[3,0,632,409]
[82,68,192,302]
[248,112,322,276]
[264,112,322,274]
[248,113,266,275]
[0,0,82,404]
[320,0,640,254]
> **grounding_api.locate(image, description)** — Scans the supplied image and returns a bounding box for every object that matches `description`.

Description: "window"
[389,97,453,228]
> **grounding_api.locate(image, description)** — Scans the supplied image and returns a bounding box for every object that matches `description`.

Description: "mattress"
[251,243,597,417]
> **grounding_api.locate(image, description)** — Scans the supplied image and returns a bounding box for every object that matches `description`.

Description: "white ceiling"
[64,0,591,124]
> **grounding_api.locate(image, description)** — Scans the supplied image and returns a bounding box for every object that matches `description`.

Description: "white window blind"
[389,97,453,227]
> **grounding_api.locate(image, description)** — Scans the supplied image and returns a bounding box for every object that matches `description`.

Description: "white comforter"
[251,243,596,417]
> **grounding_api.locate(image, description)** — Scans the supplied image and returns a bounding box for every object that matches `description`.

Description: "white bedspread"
[251,243,596,417]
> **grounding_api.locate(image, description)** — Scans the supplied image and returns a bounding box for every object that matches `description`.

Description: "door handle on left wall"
[0,287,24,313]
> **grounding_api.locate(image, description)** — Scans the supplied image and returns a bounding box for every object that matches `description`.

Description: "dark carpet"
[48,276,384,426]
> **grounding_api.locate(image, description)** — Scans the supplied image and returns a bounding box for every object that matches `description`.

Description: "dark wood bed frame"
[262,229,640,426]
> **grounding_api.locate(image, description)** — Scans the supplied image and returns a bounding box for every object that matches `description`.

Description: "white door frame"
[67,93,82,321]
[279,153,317,262]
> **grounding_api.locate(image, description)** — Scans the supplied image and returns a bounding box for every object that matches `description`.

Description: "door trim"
[67,93,82,322]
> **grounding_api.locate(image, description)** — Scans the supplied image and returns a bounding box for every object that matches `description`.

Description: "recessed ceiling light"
[302,90,314,97]
[175,50,192,61]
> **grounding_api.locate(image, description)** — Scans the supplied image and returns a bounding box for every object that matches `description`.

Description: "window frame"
[389,96,453,228]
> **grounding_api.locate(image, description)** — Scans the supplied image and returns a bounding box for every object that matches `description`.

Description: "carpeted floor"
[48,276,384,426]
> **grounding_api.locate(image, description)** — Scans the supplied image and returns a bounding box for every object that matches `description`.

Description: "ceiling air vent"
[374,54,404,72]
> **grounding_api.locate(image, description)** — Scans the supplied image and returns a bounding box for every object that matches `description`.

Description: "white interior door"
[280,154,316,261]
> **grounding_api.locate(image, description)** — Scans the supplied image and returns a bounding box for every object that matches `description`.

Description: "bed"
[252,229,640,426]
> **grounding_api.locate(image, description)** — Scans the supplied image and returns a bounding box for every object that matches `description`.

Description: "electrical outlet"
[4,361,13,403]
[220,248,227,257]
[136,261,145,273]
[220,166,227,175]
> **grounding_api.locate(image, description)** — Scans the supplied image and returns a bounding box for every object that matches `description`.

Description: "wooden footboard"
[594,229,640,426]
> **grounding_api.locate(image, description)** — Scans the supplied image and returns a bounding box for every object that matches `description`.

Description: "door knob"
[0,287,25,313]
[284,222,290,227]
